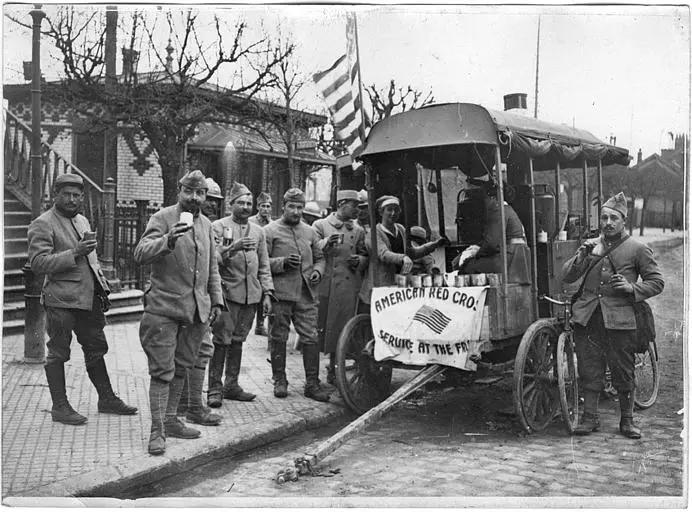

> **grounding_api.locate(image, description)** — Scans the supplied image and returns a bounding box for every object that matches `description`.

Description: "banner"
[371,286,488,370]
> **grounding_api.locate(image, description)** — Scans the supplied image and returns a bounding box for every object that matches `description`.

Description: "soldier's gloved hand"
[310,270,322,285]
[576,240,597,263]
[327,233,342,247]
[401,255,414,275]
[240,237,256,251]
[74,238,97,257]
[208,305,222,326]
[436,236,451,248]
[167,222,191,249]
[347,255,360,269]
[610,274,634,295]
[285,253,302,269]
[262,294,273,316]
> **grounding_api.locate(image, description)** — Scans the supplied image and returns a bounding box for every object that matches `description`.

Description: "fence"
[114,200,160,290]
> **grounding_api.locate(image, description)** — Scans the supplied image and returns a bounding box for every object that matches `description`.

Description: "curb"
[21,403,351,498]
[649,236,684,251]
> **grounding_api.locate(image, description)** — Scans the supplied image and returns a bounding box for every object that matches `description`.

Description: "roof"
[631,152,685,179]
[188,122,335,166]
[359,102,630,172]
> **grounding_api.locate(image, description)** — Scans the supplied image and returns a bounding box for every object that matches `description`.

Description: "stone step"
[4,211,31,226]
[5,252,28,271]
[4,198,28,212]
[3,284,26,304]
[2,289,144,334]
[4,225,29,239]
[4,269,25,288]
[4,237,28,254]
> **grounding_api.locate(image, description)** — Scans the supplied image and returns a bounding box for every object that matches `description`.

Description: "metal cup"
[471,273,488,286]
[180,211,194,227]
[487,273,501,287]
[454,274,469,287]
[421,274,433,287]
[223,226,233,246]
[82,231,96,242]
[336,233,345,245]
[395,274,408,287]
[408,275,422,288]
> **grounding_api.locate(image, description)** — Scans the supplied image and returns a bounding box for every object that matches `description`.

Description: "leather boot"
[186,365,221,426]
[574,389,600,435]
[255,305,267,336]
[177,373,189,416]
[302,344,330,402]
[207,344,226,408]
[270,338,288,398]
[165,370,200,439]
[325,353,336,387]
[86,358,138,415]
[618,391,642,439]
[148,377,168,455]
[223,343,256,401]
[45,364,87,425]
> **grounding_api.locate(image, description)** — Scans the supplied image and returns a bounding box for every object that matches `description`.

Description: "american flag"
[312,14,368,157]
[412,305,452,335]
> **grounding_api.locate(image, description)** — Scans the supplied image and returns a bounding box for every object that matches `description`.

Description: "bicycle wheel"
[634,343,659,409]
[556,331,579,434]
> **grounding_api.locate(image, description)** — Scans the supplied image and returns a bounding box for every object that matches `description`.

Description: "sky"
[3,3,689,161]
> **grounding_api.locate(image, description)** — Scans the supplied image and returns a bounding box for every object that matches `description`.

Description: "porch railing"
[114,200,160,290]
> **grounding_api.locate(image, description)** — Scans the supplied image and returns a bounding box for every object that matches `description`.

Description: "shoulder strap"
[573,235,629,299]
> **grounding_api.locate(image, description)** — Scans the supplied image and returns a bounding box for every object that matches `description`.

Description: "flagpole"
[352,12,380,290]
[534,15,541,119]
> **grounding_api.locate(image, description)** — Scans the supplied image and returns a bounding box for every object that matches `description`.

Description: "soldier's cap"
[179,170,208,190]
[54,173,84,190]
[602,192,628,219]
[357,189,368,206]
[409,226,427,242]
[376,195,400,210]
[205,178,224,199]
[303,201,323,218]
[283,188,306,204]
[257,191,272,205]
[228,181,252,203]
[336,189,359,203]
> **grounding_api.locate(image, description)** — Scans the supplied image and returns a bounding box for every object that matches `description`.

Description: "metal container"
[433,274,444,287]
[454,274,470,287]
[487,273,501,287]
[470,273,488,286]
[223,226,233,246]
[336,233,345,244]
[408,275,422,288]
[421,274,433,287]
[395,274,408,287]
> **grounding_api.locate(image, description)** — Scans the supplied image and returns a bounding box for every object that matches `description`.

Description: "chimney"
[121,48,140,83]
[637,148,642,164]
[503,93,528,111]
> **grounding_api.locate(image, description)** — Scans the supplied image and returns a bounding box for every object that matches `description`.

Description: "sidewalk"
[2,322,357,499]
[2,229,684,500]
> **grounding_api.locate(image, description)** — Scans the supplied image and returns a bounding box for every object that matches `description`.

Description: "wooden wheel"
[556,331,579,434]
[513,319,560,433]
[334,314,392,414]
[634,343,659,409]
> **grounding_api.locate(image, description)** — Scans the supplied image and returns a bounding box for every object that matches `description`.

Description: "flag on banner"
[312,14,368,157]
[412,305,452,335]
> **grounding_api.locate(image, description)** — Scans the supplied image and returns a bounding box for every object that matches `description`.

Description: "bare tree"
[9,7,293,205]
[366,80,434,123]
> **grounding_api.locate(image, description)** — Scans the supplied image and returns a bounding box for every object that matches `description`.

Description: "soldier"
[176,176,225,426]
[313,190,367,384]
[265,188,329,401]
[27,173,137,425]
[249,191,274,337]
[562,192,664,439]
[134,170,223,456]
[207,182,274,408]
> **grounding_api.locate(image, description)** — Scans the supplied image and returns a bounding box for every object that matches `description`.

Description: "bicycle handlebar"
[539,295,570,307]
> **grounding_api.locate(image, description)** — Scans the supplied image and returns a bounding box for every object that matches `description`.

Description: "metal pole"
[528,158,538,321]
[24,4,47,364]
[416,164,423,227]
[554,162,561,234]
[597,158,603,213]
[494,146,509,329]
[366,165,379,289]
[582,160,589,236]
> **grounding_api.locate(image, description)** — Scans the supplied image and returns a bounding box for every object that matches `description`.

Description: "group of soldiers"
[27,167,664,458]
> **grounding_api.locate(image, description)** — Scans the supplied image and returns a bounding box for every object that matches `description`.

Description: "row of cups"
[394,272,501,288]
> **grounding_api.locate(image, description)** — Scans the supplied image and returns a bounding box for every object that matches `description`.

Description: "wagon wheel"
[634,342,659,409]
[335,314,393,414]
[513,319,560,433]
[556,331,579,434]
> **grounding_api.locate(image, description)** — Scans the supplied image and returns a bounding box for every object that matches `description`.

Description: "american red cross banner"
[371,286,488,370]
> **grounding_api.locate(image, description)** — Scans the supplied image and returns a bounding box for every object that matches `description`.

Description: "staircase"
[3,107,143,336]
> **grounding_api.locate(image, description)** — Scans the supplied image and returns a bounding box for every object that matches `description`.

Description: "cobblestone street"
[128,242,685,504]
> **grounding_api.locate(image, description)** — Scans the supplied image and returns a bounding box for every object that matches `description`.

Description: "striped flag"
[312,14,368,157]
[412,305,452,335]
